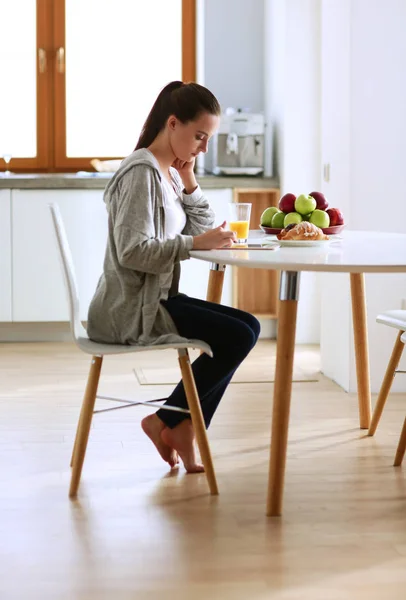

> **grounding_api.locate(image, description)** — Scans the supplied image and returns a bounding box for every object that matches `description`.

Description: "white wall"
[350,0,406,237]
[348,0,406,392]
[203,0,265,173]
[265,0,322,344]
[265,0,406,389]
[265,0,322,208]
[204,0,265,113]
[264,0,284,181]
[284,0,322,345]
[320,0,406,392]
[319,0,352,388]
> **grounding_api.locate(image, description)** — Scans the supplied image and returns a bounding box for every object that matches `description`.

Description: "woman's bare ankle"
[161,420,204,473]
[141,413,178,468]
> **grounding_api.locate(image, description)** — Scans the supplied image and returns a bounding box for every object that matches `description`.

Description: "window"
[0,0,196,172]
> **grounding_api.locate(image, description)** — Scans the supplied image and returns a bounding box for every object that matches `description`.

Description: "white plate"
[278,239,331,247]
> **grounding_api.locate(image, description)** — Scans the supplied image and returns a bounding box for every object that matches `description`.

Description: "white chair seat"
[376,310,406,331]
[76,331,213,358]
[401,332,406,344]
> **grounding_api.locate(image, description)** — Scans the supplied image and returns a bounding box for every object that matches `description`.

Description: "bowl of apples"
[260,192,345,235]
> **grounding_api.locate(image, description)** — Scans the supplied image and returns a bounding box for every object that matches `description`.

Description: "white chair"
[368,310,406,465]
[49,203,218,498]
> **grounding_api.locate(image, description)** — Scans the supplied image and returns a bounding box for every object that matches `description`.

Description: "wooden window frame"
[6,0,52,172]
[7,0,196,173]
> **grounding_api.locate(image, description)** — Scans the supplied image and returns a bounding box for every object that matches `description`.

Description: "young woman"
[87,81,260,474]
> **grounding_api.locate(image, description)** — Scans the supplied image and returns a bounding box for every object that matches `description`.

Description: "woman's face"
[167,112,220,161]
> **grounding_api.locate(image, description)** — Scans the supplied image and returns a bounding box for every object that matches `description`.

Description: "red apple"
[279,193,296,213]
[326,207,344,226]
[309,191,329,210]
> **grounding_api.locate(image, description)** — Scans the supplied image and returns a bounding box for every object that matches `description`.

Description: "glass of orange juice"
[228,203,252,244]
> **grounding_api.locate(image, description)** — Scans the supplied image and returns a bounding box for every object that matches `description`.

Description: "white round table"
[190,230,406,516]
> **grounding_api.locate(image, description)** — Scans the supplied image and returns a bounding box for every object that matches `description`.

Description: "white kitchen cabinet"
[0,190,12,321]
[12,189,108,322]
[179,188,234,306]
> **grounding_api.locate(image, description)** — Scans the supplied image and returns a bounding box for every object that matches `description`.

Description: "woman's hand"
[193,221,236,250]
[172,157,197,194]
[172,157,195,177]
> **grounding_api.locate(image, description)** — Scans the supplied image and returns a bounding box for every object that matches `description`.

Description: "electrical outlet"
[401,299,406,310]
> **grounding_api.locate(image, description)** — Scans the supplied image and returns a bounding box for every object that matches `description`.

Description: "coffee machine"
[212,111,265,176]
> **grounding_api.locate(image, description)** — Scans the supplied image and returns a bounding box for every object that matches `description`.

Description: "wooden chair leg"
[368,330,405,436]
[70,405,84,467]
[350,273,372,429]
[178,349,219,495]
[394,417,406,467]
[69,355,103,498]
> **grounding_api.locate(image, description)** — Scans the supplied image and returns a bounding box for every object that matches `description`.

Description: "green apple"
[260,206,280,226]
[303,213,312,221]
[284,212,303,227]
[309,209,330,228]
[271,211,286,228]
[294,194,317,216]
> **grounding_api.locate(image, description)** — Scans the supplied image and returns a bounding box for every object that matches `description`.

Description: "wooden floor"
[0,340,405,600]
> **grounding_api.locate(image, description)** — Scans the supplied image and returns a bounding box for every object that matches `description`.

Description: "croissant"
[277,221,329,241]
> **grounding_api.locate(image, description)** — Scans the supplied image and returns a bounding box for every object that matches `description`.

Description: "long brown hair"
[135,81,221,150]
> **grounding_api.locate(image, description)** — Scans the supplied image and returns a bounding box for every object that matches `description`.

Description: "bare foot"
[141,414,178,468]
[161,420,204,473]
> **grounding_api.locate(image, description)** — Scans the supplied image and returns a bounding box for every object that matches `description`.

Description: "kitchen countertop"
[0,172,279,190]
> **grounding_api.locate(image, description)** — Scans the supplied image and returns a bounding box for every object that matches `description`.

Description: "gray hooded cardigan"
[87,149,215,346]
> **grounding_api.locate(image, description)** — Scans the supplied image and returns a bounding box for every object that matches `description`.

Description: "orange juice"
[229,220,249,240]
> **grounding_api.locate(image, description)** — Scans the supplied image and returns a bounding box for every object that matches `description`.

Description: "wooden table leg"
[206,263,226,304]
[267,271,300,517]
[394,417,406,467]
[350,273,371,429]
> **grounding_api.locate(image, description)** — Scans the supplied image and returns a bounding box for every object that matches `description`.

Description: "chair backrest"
[49,203,87,343]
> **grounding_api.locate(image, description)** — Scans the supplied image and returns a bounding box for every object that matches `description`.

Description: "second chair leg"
[178,349,219,495]
[368,330,405,436]
[70,404,84,467]
[394,417,406,467]
[69,355,103,498]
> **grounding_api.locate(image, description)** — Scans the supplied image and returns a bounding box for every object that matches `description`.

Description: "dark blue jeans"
[156,295,260,429]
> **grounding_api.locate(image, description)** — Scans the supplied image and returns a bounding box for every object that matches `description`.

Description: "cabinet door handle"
[56,47,65,74]
[38,48,47,74]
